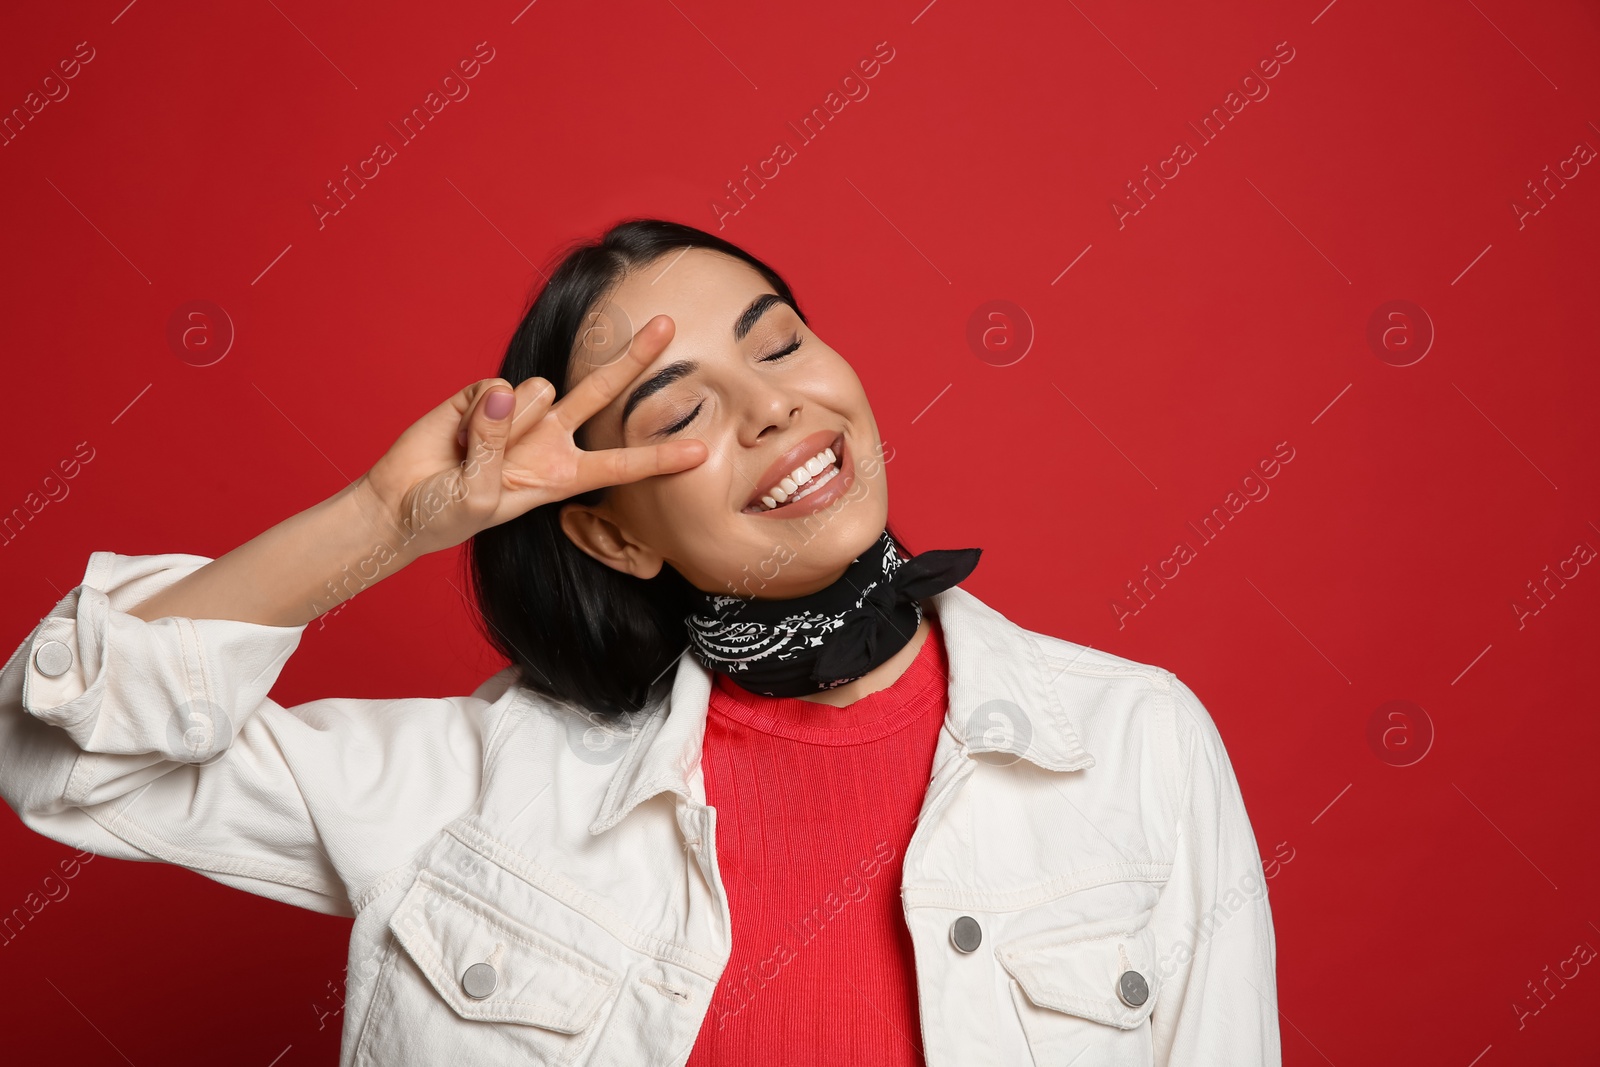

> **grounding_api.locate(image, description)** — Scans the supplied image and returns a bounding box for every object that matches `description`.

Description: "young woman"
[1,219,1281,1065]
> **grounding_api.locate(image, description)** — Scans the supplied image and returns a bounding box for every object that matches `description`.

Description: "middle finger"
[552,313,673,434]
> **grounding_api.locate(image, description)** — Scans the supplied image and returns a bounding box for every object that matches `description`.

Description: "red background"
[3,0,1598,1062]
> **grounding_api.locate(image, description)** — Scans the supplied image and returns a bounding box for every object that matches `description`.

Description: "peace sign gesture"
[357,315,706,560]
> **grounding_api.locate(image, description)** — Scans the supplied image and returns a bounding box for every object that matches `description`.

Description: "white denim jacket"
[0,550,1281,1065]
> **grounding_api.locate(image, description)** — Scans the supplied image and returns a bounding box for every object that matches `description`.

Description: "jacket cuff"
[17,550,310,756]
[20,585,101,732]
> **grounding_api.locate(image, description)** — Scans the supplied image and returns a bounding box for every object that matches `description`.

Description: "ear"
[559,503,666,579]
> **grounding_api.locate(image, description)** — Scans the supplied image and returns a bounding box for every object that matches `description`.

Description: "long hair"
[466,218,909,721]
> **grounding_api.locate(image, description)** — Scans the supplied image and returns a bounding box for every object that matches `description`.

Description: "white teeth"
[752,443,843,511]
[788,462,839,502]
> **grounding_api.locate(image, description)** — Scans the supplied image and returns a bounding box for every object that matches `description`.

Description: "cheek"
[614,467,726,547]
[811,348,870,407]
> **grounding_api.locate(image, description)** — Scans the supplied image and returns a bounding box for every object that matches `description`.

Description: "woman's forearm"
[126,476,421,628]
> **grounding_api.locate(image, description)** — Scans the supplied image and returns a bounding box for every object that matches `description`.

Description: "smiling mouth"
[742,433,846,515]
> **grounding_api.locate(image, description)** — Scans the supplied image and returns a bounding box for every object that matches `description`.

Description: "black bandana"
[683,529,982,698]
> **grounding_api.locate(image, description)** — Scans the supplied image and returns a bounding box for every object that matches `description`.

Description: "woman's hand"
[355,315,706,560]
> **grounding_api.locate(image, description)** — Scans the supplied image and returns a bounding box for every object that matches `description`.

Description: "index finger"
[568,437,708,497]
[553,312,673,434]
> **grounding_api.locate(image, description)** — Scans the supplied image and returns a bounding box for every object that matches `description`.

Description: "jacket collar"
[588,584,1096,836]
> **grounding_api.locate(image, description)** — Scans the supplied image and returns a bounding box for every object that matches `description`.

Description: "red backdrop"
[3,0,1598,1062]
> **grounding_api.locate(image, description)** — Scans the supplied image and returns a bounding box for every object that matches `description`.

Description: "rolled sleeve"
[1,550,510,917]
[19,597,95,726]
[1147,675,1282,1065]
[17,552,306,763]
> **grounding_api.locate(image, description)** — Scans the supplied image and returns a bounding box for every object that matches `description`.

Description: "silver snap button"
[33,640,73,678]
[1118,969,1149,1007]
[950,915,982,953]
[461,962,498,999]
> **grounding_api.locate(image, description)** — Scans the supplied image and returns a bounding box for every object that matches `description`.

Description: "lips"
[744,429,845,511]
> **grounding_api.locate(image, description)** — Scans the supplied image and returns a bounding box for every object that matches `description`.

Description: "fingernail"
[457,427,467,448]
[485,392,514,420]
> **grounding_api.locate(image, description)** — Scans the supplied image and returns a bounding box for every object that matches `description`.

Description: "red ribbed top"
[684,614,949,1067]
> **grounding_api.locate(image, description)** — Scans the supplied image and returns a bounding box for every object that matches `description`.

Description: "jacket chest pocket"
[354,869,621,1066]
[996,910,1161,1067]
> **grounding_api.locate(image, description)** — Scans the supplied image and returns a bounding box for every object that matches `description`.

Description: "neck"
[793,607,933,708]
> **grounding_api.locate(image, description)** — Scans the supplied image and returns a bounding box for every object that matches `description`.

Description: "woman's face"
[558,248,890,598]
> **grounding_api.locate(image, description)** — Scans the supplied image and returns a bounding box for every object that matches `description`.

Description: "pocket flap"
[387,868,618,1033]
[995,910,1161,1029]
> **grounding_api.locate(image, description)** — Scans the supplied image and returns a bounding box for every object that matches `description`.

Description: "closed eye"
[657,337,805,436]
[760,336,803,361]
[660,401,703,436]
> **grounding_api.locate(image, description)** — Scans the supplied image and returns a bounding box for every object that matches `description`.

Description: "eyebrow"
[734,293,786,342]
[619,293,788,433]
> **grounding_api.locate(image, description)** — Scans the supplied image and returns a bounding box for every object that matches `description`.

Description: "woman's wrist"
[344,472,430,570]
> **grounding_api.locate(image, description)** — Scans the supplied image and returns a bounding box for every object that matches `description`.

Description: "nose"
[738,374,802,447]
